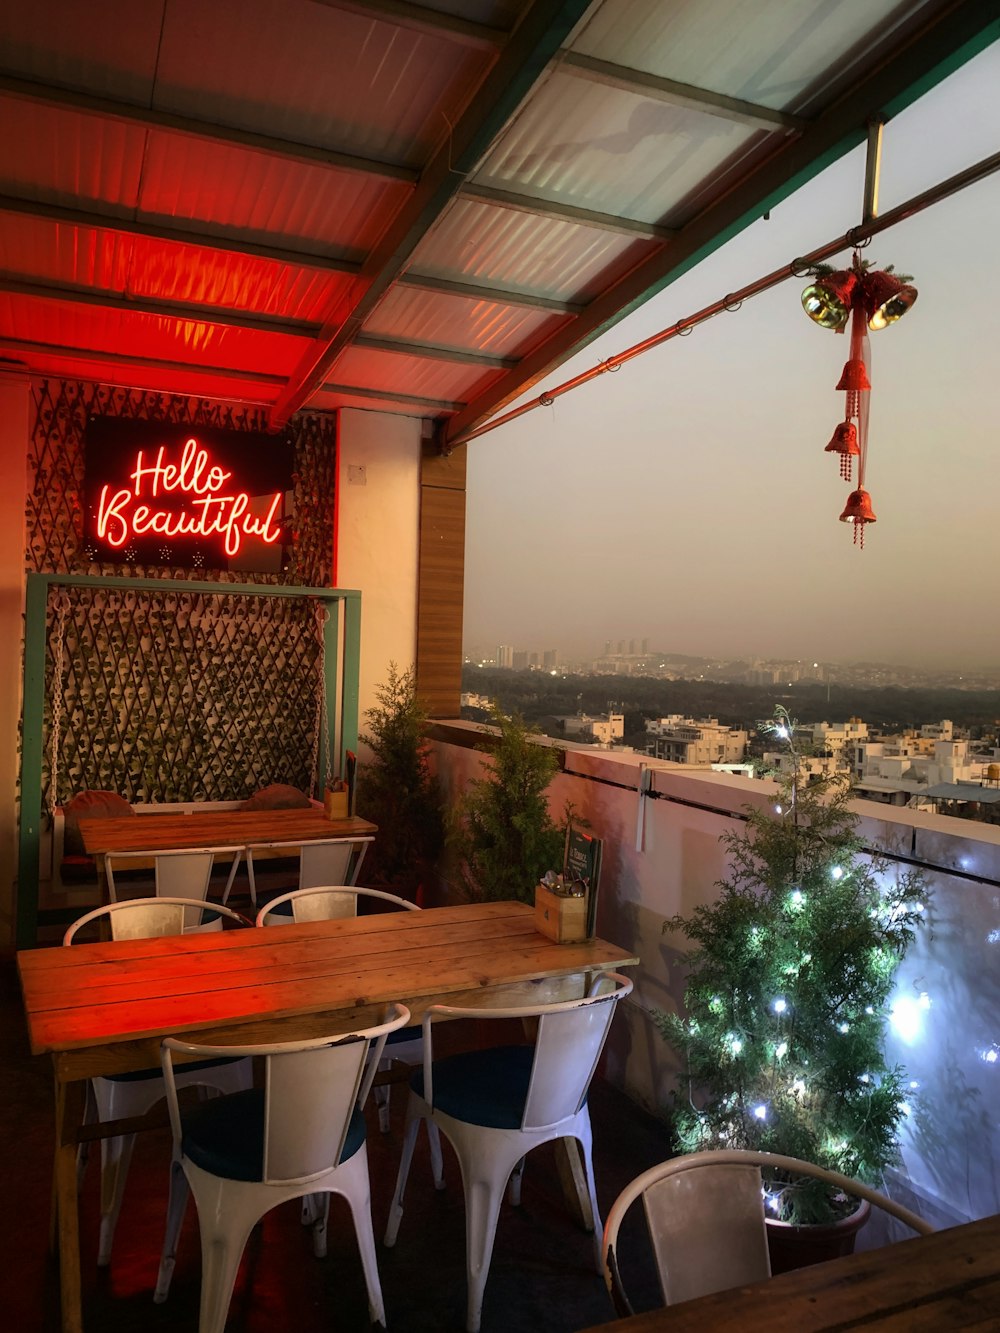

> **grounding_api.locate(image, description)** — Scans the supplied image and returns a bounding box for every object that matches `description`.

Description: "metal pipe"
[451,144,1000,446]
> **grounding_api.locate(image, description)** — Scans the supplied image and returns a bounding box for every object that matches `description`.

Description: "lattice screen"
[27,380,338,806]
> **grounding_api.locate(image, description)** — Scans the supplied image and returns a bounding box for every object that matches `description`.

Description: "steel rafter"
[0,193,364,274]
[268,0,599,428]
[0,275,322,339]
[308,0,510,49]
[0,74,417,183]
[461,182,675,239]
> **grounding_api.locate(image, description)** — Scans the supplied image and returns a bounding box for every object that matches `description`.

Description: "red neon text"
[95,438,284,557]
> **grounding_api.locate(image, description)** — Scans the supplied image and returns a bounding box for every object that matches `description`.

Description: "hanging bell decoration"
[801,269,857,332]
[862,268,918,330]
[834,356,871,391]
[839,488,876,548]
[825,421,860,480]
[801,250,916,548]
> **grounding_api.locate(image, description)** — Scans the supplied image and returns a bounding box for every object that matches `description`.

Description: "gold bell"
[863,270,918,330]
[825,421,860,481]
[839,488,876,547]
[800,270,857,332]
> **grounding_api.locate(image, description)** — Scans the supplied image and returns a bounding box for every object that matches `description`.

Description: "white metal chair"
[63,898,253,1273]
[105,844,245,920]
[256,885,434,1139]
[255,883,416,927]
[601,1149,934,1317]
[384,971,633,1333]
[243,835,374,908]
[158,1002,411,1332]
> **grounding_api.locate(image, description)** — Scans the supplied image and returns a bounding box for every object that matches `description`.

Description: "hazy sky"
[463,42,1000,672]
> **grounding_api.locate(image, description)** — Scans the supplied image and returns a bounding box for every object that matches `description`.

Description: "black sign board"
[83,416,295,573]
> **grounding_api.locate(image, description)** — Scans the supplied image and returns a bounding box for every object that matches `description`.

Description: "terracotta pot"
[766,1198,871,1275]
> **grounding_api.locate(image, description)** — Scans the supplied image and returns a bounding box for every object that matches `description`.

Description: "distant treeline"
[460,668,1000,741]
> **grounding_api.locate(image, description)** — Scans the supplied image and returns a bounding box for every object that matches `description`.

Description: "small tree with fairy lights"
[655,706,927,1224]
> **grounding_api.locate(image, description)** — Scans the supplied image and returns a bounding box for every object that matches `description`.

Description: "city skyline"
[464,636,999,685]
[463,43,1000,674]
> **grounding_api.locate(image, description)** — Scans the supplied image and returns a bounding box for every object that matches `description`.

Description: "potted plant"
[355,662,444,900]
[450,704,568,904]
[654,707,927,1261]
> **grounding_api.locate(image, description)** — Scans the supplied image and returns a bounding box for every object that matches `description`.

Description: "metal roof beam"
[319,381,466,411]
[560,52,808,132]
[462,182,676,239]
[309,0,509,49]
[0,274,322,339]
[353,332,518,369]
[398,271,585,315]
[0,335,287,386]
[268,0,600,428]
[0,74,417,184]
[0,194,364,274]
[444,0,1000,445]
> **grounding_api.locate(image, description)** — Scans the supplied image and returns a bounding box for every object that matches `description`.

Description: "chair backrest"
[602,1149,934,1315]
[422,972,633,1130]
[255,884,420,927]
[246,836,373,892]
[106,845,242,904]
[299,837,373,889]
[63,896,249,944]
[161,1002,410,1183]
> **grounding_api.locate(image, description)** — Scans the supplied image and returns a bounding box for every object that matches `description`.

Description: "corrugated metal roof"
[365,284,569,355]
[571,0,918,111]
[474,70,761,224]
[0,0,993,434]
[411,197,661,300]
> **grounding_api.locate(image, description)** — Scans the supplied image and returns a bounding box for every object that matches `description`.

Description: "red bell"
[862,269,918,330]
[824,421,860,481]
[839,488,876,547]
[835,359,871,392]
[801,269,857,333]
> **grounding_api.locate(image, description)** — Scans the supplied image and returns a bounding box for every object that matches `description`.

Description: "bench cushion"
[64,790,134,857]
[241,783,311,812]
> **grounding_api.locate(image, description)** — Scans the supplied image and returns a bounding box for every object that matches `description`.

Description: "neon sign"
[84,417,295,572]
[96,439,284,558]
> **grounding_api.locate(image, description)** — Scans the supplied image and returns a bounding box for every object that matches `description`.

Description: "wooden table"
[18,900,638,1333]
[78,808,377,856]
[77,808,378,899]
[580,1212,1000,1331]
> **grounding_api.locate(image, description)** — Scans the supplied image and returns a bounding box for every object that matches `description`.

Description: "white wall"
[432,731,1000,1229]
[335,409,422,722]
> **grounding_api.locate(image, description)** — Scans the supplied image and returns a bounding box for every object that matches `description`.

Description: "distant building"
[496,644,514,669]
[558,712,625,746]
[460,692,492,712]
[645,716,748,765]
[512,650,529,670]
[543,649,558,670]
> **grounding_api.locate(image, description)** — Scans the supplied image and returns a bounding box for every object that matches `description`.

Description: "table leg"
[53,1077,87,1333]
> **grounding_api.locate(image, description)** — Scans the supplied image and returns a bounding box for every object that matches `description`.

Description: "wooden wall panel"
[416,442,466,717]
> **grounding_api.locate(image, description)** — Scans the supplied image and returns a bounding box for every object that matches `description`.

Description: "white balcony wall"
[432,730,1000,1232]
[335,409,421,719]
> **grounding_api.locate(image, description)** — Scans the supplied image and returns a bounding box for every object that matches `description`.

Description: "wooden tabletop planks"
[581,1213,1000,1331]
[19,903,638,1062]
[76,809,377,854]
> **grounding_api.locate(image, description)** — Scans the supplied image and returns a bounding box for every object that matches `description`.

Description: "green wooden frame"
[17,573,361,948]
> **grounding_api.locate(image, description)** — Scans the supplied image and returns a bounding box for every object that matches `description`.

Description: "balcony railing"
[430,724,1000,1233]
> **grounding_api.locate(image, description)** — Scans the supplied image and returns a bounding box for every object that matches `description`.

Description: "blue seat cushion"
[410,1045,534,1129]
[181,1088,366,1181]
[104,1055,243,1084]
[385,1025,421,1048]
